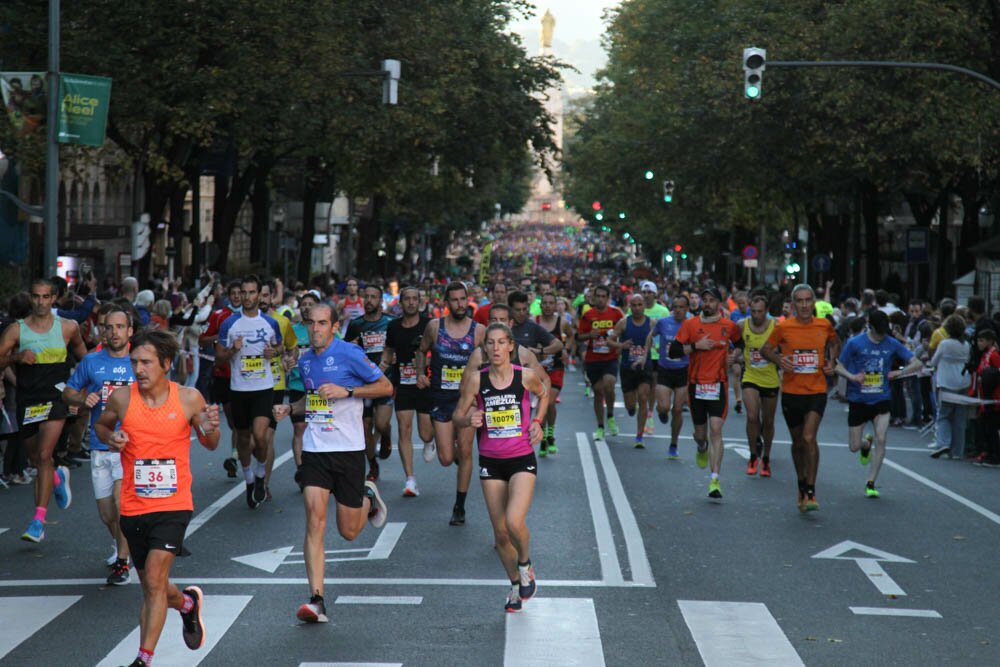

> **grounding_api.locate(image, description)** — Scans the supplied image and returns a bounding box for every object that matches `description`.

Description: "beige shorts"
[91,450,123,500]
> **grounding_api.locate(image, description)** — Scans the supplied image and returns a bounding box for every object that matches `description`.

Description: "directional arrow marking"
[813,540,915,597]
[232,546,294,574]
[233,522,405,572]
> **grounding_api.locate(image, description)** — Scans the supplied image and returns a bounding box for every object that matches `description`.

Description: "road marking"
[237,522,405,569]
[882,458,1000,526]
[232,546,295,573]
[186,450,294,538]
[97,594,252,667]
[0,595,81,660]
[301,663,402,667]
[576,432,624,585]
[849,607,942,618]
[593,437,655,586]
[679,600,805,667]
[643,434,929,453]
[504,597,605,666]
[724,443,750,460]
[334,595,422,605]
[0,576,631,588]
[367,522,405,559]
[853,559,907,596]
[813,540,914,596]
[0,529,7,537]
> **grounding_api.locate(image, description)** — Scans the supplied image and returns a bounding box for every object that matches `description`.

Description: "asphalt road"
[1,370,999,666]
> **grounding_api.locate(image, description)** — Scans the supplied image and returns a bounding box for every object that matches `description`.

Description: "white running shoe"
[106,543,118,567]
[422,440,437,463]
[403,479,420,497]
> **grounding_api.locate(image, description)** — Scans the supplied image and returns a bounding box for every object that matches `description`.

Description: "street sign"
[905,228,930,263]
[812,254,831,272]
[742,245,758,260]
[742,259,758,268]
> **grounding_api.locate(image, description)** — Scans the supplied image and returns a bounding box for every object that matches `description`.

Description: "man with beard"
[260,279,298,498]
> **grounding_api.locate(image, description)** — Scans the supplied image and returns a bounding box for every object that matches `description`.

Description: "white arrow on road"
[232,522,405,573]
[812,540,915,596]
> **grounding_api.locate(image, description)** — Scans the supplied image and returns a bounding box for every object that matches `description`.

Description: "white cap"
[135,290,155,307]
[640,280,658,292]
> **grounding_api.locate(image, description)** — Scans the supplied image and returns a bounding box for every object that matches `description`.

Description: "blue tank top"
[621,316,652,367]
[430,318,476,392]
[654,314,690,369]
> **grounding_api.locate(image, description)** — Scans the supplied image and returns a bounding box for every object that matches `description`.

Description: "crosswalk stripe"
[679,600,805,667]
[504,598,605,666]
[300,663,403,667]
[0,595,81,660]
[96,594,252,667]
[575,433,624,585]
[0,528,7,537]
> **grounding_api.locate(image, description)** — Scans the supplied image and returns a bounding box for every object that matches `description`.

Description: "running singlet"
[345,314,394,365]
[268,310,298,391]
[635,303,669,360]
[429,318,477,391]
[621,317,652,367]
[579,306,623,362]
[119,382,193,516]
[385,316,429,387]
[654,314,690,370]
[741,319,779,389]
[476,365,534,459]
[341,297,364,322]
[298,339,383,452]
[218,312,282,392]
[66,349,135,451]
[839,332,912,404]
[767,317,837,395]
[17,316,69,424]
[675,316,742,385]
[535,316,564,371]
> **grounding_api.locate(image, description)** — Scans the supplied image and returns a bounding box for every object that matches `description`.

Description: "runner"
[650,294,691,459]
[383,286,434,497]
[62,304,135,584]
[670,287,741,498]
[261,279,298,498]
[287,291,321,488]
[738,295,780,477]
[610,293,654,448]
[638,281,669,435]
[453,322,548,612]
[474,281,508,325]
[272,302,390,624]
[95,330,221,667]
[577,285,624,441]
[415,282,484,526]
[728,291,751,415]
[339,277,364,325]
[199,279,241,478]
[344,284,395,481]
[0,277,86,543]
[762,284,840,512]
[836,310,922,497]
[536,292,573,455]
[215,275,282,510]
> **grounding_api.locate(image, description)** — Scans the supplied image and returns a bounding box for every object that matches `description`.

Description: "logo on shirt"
[167,412,177,420]
[243,327,271,345]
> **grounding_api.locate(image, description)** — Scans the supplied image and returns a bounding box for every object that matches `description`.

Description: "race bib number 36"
[441,366,463,391]
[485,407,522,439]
[134,458,178,498]
[792,350,819,374]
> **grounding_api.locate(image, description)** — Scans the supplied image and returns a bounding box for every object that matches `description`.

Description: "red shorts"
[548,369,564,390]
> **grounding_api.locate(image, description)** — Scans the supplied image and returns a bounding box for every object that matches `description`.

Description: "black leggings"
[2,433,27,476]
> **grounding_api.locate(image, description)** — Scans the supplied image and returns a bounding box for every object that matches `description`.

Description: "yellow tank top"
[742,318,779,388]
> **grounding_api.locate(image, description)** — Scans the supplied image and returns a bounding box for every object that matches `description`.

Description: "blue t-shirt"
[287,321,310,393]
[653,314,691,369]
[66,349,135,451]
[839,331,913,404]
[730,308,751,323]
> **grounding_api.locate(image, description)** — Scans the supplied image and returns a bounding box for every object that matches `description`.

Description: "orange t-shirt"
[119,382,194,516]
[675,316,741,384]
[766,317,837,395]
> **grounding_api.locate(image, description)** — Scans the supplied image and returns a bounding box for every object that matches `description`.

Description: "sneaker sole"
[182,586,206,650]
[55,466,72,510]
[365,481,388,528]
[20,530,44,543]
[296,606,329,623]
[403,488,419,497]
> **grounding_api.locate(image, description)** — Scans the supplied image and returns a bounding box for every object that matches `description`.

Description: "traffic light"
[595,212,604,221]
[131,213,151,261]
[664,253,673,263]
[742,47,766,99]
[623,232,631,239]
[785,261,801,275]
[592,201,602,211]
[541,202,552,211]
[662,179,675,203]
[674,244,682,253]
[680,252,688,259]
[618,212,626,220]
[644,170,654,180]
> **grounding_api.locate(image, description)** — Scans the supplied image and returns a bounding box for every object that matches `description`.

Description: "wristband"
[196,424,208,438]
[531,418,543,425]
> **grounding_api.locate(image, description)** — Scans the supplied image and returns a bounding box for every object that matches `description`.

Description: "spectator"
[929,315,971,460]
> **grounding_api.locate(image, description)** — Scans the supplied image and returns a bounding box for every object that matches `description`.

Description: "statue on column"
[541,10,555,49]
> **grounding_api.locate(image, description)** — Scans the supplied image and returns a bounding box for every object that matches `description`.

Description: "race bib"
[441,365,463,391]
[792,349,819,374]
[540,355,555,369]
[305,391,334,424]
[240,355,266,379]
[485,407,522,439]
[23,402,53,424]
[628,345,645,362]
[749,348,769,369]
[400,362,417,385]
[862,372,884,394]
[100,380,131,404]
[270,356,284,378]
[592,335,610,354]
[134,458,177,498]
[362,330,386,354]
[694,382,721,401]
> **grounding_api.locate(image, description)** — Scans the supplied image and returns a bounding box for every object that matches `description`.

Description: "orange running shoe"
[746,457,759,476]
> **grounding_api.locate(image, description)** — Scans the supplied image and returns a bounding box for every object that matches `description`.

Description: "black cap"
[700,287,723,302]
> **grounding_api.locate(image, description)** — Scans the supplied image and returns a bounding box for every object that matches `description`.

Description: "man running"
[199,279,241,477]
[577,285,623,440]
[63,304,135,584]
[650,294,691,459]
[454,322,548,612]
[415,282,484,526]
[0,278,86,542]
[536,292,573,455]
[637,281,669,435]
[836,310,922,498]
[287,291,321,488]
[739,295,780,477]
[728,291,751,415]
[671,287,741,499]
[383,286,434,497]
[339,277,364,325]
[273,303,390,624]
[762,284,840,512]
[610,293,655,448]
[261,279,298,498]
[95,330,221,667]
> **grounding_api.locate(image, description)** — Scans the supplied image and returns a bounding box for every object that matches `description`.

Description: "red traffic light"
[541,202,552,211]
[591,201,602,211]
[674,244,682,252]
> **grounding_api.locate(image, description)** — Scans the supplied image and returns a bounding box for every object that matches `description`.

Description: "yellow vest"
[741,318,780,388]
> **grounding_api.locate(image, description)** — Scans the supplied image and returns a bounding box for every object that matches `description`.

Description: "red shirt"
[579,306,624,362]
[474,303,493,326]
[972,347,1000,412]
[200,306,235,378]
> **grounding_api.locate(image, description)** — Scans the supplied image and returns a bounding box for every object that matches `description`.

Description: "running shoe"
[180,586,206,650]
[865,481,880,498]
[606,417,619,436]
[797,491,807,513]
[449,504,466,526]
[366,457,380,482]
[859,434,872,466]
[746,457,759,476]
[644,417,654,434]
[695,444,708,469]
[593,427,605,441]
[127,659,147,667]
[223,457,238,478]
[504,584,522,613]
[297,595,329,623]
[734,401,743,415]
[365,480,388,528]
[804,494,820,512]
[107,559,131,586]
[252,476,267,505]
[403,478,419,497]
[668,444,680,460]
[547,437,558,455]
[53,465,72,509]
[423,440,437,463]
[378,434,393,460]
[21,519,44,543]
[246,483,261,510]
[634,436,645,449]
[518,563,536,600]
[10,472,32,485]
[106,543,119,567]
[538,440,548,458]
[708,478,722,499]
[760,459,772,478]
[584,386,592,398]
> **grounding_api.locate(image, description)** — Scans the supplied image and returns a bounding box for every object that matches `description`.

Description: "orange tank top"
[119,382,194,516]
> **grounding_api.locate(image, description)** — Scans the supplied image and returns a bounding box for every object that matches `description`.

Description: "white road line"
[643,434,929,452]
[854,558,907,596]
[367,522,405,559]
[504,598,605,666]
[679,600,806,667]
[334,595,422,605]
[301,663,402,667]
[593,437,655,587]
[186,450,294,538]
[724,444,751,460]
[0,576,624,588]
[0,595,81,660]
[882,458,1000,527]
[850,607,942,618]
[576,432,624,585]
[0,528,7,537]
[97,594,252,667]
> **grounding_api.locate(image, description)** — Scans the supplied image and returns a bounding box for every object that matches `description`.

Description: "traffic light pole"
[44,0,60,278]
[767,60,1000,92]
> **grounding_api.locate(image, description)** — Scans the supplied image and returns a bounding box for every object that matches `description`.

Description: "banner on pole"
[479,241,493,285]
[1,72,48,136]
[57,73,112,147]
